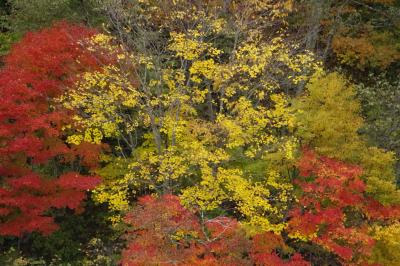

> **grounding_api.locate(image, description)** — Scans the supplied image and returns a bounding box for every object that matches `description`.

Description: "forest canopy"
[0,0,399,265]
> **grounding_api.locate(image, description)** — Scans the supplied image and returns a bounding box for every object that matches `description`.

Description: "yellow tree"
[292,72,400,205]
[60,0,319,234]
[291,72,400,265]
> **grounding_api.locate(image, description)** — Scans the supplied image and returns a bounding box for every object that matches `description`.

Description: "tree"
[251,232,309,266]
[292,0,400,70]
[330,0,400,70]
[288,148,400,265]
[292,72,400,205]
[6,0,104,32]
[121,194,308,266]
[0,0,16,59]
[357,74,400,182]
[60,0,320,230]
[0,22,105,236]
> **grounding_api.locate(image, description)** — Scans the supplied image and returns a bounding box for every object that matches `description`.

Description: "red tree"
[288,148,400,265]
[0,22,108,236]
[251,232,309,266]
[121,194,309,266]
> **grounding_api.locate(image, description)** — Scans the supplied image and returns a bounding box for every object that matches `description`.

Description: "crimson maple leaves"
[288,148,400,265]
[0,22,104,236]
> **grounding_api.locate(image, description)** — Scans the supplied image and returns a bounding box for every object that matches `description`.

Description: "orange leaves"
[122,194,309,266]
[332,33,400,70]
[251,232,309,266]
[122,194,249,266]
[252,232,287,254]
[252,253,309,266]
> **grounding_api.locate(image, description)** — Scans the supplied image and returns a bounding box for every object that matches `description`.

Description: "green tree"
[7,0,104,32]
[358,74,400,183]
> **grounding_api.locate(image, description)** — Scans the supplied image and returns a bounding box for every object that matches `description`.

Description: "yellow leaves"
[235,43,269,78]
[288,231,316,242]
[83,128,103,144]
[117,54,126,60]
[61,6,320,235]
[66,134,83,145]
[292,72,363,158]
[209,47,222,57]
[292,72,400,205]
[93,182,130,223]
[190,59,217,81]
[181,183,226,212]
[217,115,245,149]
[97,189,129,213]
[211,18,226,34]
[91,33,113,45]
[156,148,189,182]
[228,37,319,95]
[370,222,400,265]
[168,32,207,61]
[162,69,186,91]
[373,223,400,245]
[171,229,199,242]
[92,157,134,222]
[283,0,293,12]
[168,31,222,61]
[181,167,293,234]
[267,93,295,129]
[137,54,155,70]
[85,33,120,57]
[281,138,298,161]
[217,95,294,159]
[60,64,142,144]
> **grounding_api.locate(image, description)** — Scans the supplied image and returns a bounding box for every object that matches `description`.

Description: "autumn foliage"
[120,149,400,265]
[121,194,249,265]
[288,148,400,265]
[1,0,400,264]
[0,22,103,236]
[121,194,308,266]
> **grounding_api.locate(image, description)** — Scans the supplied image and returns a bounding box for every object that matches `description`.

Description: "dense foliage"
[0,22,105,237]
[0,0,399,265]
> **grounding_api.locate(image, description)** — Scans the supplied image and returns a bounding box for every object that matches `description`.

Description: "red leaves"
[4,22,99,92]
[251,232,308,266]
[0,215,58,237]
[288,148,400,265]
[0,171,100,236]
[122,194,309,266]
[123,195,192,264]
[7,174,42,190]
[330,244,353,261]
[57,172,101,190]
[252,252,309,266]
[0,22,102,163]
[0,22,104,237]
[252,232,287,254]
[297,148,363,181]
[122,194,210,266]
